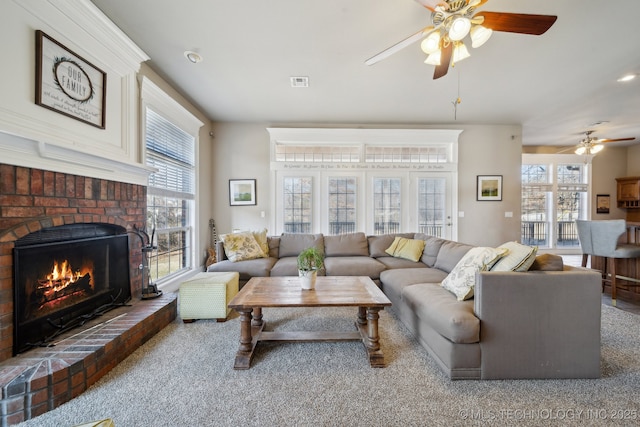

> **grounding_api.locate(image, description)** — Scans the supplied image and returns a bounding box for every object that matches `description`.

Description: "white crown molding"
[14,0,149,75]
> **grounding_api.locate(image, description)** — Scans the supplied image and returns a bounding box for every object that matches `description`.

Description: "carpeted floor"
[17,298,640,427]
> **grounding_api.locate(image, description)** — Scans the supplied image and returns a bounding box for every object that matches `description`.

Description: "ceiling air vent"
[290,76,309,88]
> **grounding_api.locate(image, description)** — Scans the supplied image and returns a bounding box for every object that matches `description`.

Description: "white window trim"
[268,128,461,236]
[140,77,204,287]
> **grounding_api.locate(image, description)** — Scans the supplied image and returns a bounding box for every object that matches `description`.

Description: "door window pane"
[418,178,445,237]
[373,178,401,234]
[283,177,312,233]
[328,177,356,234]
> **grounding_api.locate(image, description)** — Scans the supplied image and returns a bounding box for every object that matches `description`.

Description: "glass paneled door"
[417,176,450,239]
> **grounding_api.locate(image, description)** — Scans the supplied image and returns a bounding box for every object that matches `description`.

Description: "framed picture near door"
[477,175,502,201]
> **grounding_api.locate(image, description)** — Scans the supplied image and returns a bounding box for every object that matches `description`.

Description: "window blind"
[146,108,195,197]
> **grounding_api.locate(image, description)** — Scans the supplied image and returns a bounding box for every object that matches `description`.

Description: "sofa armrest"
[474,267,601,379]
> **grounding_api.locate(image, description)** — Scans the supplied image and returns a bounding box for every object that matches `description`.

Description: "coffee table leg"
[252,307,263,326]
[357,306,367,326]
[356,307,385,368]
[234,308,255,369]
[366,307,381,351]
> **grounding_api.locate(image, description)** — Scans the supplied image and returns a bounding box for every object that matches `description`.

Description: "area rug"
[17,300,640,427]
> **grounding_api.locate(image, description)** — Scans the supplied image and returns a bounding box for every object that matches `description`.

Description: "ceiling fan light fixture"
[617,74,636,83]
[592,144,604,154]
[424,50,442,66]
[448,17,471,41]
[575,146,586,155]
[420,32,441,54]
[470,25,492,48]
[452,42,470,63]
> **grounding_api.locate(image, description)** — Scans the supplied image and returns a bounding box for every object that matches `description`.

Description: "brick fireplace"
[0,164,177,424]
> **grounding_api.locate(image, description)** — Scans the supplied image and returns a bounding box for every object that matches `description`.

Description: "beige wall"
[211,122,523,246]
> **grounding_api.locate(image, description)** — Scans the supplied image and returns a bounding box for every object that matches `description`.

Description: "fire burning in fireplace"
[36,259,94,304]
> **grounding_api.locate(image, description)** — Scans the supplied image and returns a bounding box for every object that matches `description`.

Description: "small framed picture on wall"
[596,194,610,214]
[229,179,257,206]
[477,175,502,201]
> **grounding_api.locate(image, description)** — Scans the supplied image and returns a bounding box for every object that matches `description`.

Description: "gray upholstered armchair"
[576,219,640,306]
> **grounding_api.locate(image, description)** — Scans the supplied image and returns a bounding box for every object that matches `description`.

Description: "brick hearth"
[0,294,176,425]
[0,164,177,425]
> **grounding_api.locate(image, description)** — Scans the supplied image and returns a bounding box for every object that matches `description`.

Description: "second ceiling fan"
[366,0,558,79]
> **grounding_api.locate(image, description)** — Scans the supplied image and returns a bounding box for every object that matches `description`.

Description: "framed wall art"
[35,30,107,128]
[477,175,502,201]
[229,179,257,206]
[596,194,610,214]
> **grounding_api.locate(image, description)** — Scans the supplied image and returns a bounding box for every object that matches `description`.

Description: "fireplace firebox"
[13,224,132,354]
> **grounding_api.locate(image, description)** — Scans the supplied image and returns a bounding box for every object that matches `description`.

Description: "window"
[373,178,401,234]
[268,128,461,236]
[521,155,589,249]
[283,177,312,233]
[141,77,203,284]
[328,177,356,234]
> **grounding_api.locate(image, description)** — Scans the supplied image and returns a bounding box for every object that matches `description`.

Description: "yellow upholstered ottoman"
[179,272,239,322]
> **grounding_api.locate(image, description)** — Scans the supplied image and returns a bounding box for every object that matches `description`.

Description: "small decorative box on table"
[179,272,240,322]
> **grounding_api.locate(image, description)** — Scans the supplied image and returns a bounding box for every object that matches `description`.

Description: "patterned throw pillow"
[220,232,266,262]
[252,228,269,257]
[441,247,508,301]
[490,241,538,272]
[385,237,426,262]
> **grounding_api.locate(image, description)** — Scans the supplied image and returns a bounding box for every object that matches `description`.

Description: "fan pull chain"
[452,69,461,120]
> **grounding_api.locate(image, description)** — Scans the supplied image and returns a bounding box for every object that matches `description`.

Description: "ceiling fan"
[365,0,558,79]
[560,131,637,155]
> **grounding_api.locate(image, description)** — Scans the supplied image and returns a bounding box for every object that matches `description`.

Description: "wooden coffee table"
[227,276,392,369]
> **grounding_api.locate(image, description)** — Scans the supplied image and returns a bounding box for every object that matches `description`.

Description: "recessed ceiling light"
[184,51,203,64]
[617,73,636,83]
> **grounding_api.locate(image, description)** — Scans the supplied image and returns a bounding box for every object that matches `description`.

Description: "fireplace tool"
[129,226,163,299]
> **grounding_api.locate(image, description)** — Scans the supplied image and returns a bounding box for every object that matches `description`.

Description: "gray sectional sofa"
[208,231,602,380]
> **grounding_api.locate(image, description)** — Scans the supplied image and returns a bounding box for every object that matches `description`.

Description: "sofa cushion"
[268,236,280,258]
[415,234,446,267]
[324,256,386,280]
[368,233,415,258]
[529,253,564,271]
[380,268,448,306]
[207,258,278,280]
[324,232,369,257]
[278,233,324,258]
[376,256,428,269]
[403,283,480,344]
[433,240,474,273]
[441,247,508,301]
[385,237,426,262]
[220,231,267,262]
[490,241,537,272]
[270,257,301,277]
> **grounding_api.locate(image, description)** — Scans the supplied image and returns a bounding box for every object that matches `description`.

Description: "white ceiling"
[90,0,640,147]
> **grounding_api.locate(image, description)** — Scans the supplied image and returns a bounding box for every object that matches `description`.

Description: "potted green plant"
[297,246,324,290]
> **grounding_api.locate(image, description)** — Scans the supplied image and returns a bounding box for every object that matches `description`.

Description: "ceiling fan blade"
[365,26,434,66]
[557,146,578,154]
[474,12,557,35]
[598,137,636,143]
[433,42,452,79]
